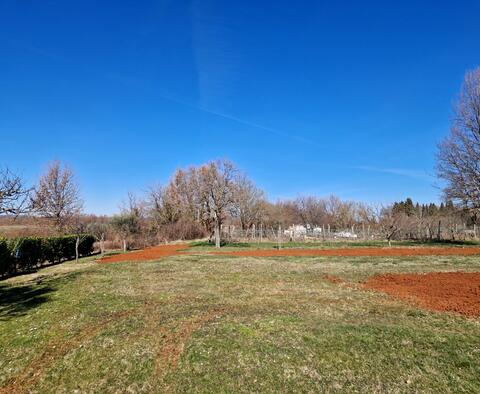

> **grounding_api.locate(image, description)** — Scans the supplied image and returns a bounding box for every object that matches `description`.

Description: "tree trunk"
[100,233,105,254]
[123,239,127,252]
[214,221,221,248]
[75,236,80,263]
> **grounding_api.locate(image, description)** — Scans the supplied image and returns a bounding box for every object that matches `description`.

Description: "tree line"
[1,66,480,248]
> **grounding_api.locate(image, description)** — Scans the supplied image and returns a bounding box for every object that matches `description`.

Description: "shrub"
[42,237,65,264]
[1,234,95,278]
[78,235,95,256]
[12,237,44,271]
[0,237,13,276]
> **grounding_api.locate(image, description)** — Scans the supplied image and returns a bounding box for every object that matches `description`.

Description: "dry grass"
[1,250,480,392]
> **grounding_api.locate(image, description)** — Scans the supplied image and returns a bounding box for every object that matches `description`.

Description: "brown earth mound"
[99,244,189,263]
[364,272,480,317]
[213,247,480,257]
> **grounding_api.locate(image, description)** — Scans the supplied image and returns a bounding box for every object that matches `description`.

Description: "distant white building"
[284,225,326,239]
[284,224,307,238]
[335,231,358,239]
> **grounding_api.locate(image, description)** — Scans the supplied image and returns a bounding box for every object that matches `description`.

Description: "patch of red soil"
[364,272,480,317]
[213,247,480,257]
[99,244,189,263]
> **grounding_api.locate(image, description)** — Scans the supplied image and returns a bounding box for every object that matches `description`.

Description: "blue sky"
[1,1,479,214]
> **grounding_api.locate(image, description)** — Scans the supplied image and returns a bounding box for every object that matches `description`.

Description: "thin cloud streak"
[351,166,433,180]
[148,90,322,148]
[6,35,321,148]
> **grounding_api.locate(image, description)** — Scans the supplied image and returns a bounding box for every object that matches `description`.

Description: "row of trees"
[109,169,478,248]
[1,158,478,249]
[111,160,265,248]
[2,66,480,248]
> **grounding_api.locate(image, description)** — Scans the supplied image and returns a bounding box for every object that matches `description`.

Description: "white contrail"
[151,91,322,148]
[7,36,321,148]
[351,166,433,180]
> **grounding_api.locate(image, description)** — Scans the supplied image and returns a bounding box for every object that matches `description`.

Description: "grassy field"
[1,247,480,393]
[188,239,480,251]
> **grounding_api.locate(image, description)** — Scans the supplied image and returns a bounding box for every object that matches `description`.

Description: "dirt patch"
[364,272,480,317]
[213,247,480,257]
[99,245,480,262]
[99,244,189,263]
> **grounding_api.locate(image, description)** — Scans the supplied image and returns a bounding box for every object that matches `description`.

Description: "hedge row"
[0,235,95,277]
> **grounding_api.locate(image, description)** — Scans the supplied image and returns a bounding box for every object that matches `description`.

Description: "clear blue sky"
[1,1,479,214]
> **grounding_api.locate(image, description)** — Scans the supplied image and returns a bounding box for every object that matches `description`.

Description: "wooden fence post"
[277,225,282,250]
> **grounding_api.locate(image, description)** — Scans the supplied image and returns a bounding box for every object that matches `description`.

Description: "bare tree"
[110,213,141,252]
[196,160,238,248]
[0,167,30,215]
[293,196,328,227]
[326,196,356,229]
[69,218,87,262]
[148,183,183,227]
[86,221,109,254]
[231,175,266,230]
[377,205,407,247]
[437,67,480,214]
[31,161,83,232]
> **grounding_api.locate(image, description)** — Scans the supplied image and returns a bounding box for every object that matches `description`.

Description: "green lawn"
[1,250,480,393]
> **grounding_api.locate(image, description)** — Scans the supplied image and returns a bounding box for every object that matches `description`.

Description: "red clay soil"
[364,272,480,317]
[213,247,480,257]
[99,244,189,263]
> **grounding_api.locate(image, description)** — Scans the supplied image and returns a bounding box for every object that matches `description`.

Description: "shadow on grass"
[0,282,55,320]
[421,239,480,246]
[0,251,101,281]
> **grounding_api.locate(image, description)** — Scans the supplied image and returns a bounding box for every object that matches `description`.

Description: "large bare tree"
[196,160,238,248]
[32,161,83,232]
[437,67,480,214]
[0,167,30,215]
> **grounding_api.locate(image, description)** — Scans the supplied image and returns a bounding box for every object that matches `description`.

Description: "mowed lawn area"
[1,247,480,393]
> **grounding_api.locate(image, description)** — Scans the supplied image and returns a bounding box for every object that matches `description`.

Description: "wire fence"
[222,223,480,243]
[222,225,376,243]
